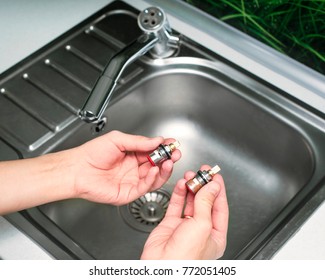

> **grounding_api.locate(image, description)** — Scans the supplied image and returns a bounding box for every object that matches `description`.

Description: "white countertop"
[0,0,324,260]
[273,201,325,260]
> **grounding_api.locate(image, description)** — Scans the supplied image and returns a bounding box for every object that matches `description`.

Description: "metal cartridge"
[186,165,221,194]
[147,141,180,166]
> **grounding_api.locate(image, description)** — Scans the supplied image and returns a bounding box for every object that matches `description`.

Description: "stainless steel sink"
[35,56,324,260]
[2,1,325,259]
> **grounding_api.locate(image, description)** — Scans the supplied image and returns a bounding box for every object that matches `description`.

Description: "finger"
[109,130,164,152]
[200,164,212,171]
[193,180,221,222]
[211,174,229,237]
[131,166,160,200]
[183,191,195,217]
[163,138,177,145]
[183,170,196,216]
[138,160,173,190]
[165,179,187,217]
[183,164,212,181]
[138,161,154,178]
[153,159,174,189]
[170,149,181,163]
[184,170,196,180]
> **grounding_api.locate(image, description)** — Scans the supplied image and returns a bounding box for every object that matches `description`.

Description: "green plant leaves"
[185,0,325,75]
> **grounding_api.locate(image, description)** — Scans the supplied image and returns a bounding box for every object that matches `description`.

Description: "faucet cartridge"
[147,141,180,166]
[186,165,221,194]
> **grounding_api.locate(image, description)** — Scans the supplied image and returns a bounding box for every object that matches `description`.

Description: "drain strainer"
[119,189,170,233]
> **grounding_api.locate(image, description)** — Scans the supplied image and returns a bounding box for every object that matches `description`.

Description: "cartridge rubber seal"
[159,144,171,159]
[197,170,209,184]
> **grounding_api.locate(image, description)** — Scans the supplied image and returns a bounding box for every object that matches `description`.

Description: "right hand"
[141,165,229,260]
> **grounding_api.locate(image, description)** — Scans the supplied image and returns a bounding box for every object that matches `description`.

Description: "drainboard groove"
[44,59,91,92]
[22,73,78,114]
[65,45,104,72]
[85,26,124,50]
[0,88,57,132]
[0,125,29,151]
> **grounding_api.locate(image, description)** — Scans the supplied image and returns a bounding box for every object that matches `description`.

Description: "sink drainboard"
[2,1,324,260]
[119,189,170,232]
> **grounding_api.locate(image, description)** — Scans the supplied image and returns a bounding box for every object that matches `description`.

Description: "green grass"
[185,0,325,75]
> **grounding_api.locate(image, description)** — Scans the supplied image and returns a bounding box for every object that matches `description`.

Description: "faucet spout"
[79,33,158,123]
[79,7,179,123]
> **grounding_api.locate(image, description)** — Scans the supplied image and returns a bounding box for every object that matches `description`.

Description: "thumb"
[109,130,163,152]
[193,181,221,221]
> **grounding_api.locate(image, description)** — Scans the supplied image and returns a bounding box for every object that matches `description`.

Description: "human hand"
[141,165,228,260]
[70,130,181,205]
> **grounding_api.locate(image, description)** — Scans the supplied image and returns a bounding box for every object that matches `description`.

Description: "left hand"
[70,130,181,205]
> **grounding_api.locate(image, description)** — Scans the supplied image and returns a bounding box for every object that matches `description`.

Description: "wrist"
[42,149,78,201]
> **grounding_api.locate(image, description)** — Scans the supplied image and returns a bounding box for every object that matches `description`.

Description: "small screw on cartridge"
[147,141,180,166]
[186,165,221,194]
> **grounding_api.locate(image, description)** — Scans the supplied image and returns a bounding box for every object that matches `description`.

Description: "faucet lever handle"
[138,7,179,58]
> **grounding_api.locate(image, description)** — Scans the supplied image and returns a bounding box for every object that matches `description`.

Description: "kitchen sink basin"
[2,1,325,259]
[35,58,325,260]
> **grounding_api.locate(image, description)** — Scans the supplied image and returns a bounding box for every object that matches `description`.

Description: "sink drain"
[119,189,170,233]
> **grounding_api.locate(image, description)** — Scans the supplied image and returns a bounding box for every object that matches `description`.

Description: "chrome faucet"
[79,7,179,123]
